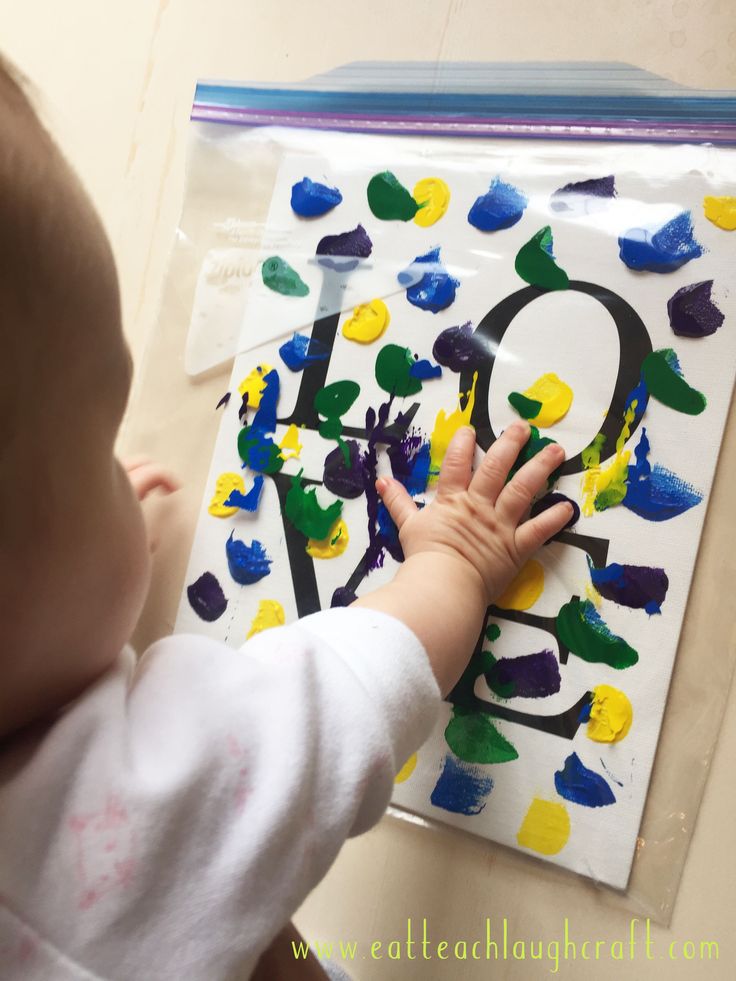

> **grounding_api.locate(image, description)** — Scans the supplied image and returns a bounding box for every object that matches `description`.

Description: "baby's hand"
[123,456,180,501]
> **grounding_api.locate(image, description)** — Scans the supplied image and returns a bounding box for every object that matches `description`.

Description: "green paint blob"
[582,433,606,469]
[485,622,501,643]
[508,391,543,419]
[314,380,360,420]
[595,482,627,511]
[515,226,569,291]
[444,706,519,764]
[261,255,309,297]
[375,344,423,397]
[556,598,639,669]
[641,349,707,415]
[507,425,560,485]
[367,171,419,221]
[237,427,283,474]
[285,472,343,539]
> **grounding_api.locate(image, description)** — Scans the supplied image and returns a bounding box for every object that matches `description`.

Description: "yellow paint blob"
[342,299,390,344]
[208,472,245,518]
[246,599,285,639]
[306,518,350,559]
[238,363,273,409]
[429,371,478,483]
[517,798,571,856]
[581,398,637,517]
[523,372,573,428]
[394,753,417,784]
[495,559,545,611]
[587,684,633,744]
[279,423,302,460]
[413,177,451,227]
[703,195,736,231]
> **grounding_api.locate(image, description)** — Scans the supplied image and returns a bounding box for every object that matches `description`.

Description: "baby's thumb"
[375,476,417,531]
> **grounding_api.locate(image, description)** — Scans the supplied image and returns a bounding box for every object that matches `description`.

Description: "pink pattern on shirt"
[68,794,137,910]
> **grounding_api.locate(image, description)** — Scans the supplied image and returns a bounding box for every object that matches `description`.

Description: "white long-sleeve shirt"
[0,608,440,980]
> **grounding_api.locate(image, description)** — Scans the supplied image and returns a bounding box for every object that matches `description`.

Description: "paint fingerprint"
[375,344,424,397]
[238,369,283,474]
[246,599,285,638]
[495,560,545,611]
[623,428,702,522]
[430,753,494,816]
[530,492,580,528]
[444,706,518,764]
[507,426,560,484]
[585,684,633,743]
[432,321,486,372]
[209,472,246,518]
[515,226,569,290]
[395,753,417,784]
[306,517,349,559]
[224,475,265,512]
[550,175,616,214]
[618,211,703,273]
[367,171,419,221]
[485,647,561,699]
[316,224,373,271]
[409,358,442,381]
[556,598,638,669]
[429,372,478,481]
[290,176,342,217]
[703,195,736,231]
[226,533,272,585]
[285,471,343,540]
[467,177,527,231]
[278,332,330,371]
[261,256,309,296]
[508,372,573,427]
[517,798,570,855]
[187,572,228,622]
[667,280,724,338]
[388,433,431,497]
[342,299,390,344]
[323,440,365,498]
[588,559,668,615]
[398,246,459,313]
[641,348,706,415]
[413,177,450,227]
[554,753,616,807]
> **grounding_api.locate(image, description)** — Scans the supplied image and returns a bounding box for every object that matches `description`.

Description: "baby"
[0,61,573,980]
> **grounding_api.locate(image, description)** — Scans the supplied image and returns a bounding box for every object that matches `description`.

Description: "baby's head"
[0,61,150,738]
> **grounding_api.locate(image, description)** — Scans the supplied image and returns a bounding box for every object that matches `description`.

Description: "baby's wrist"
[395,552,487,611]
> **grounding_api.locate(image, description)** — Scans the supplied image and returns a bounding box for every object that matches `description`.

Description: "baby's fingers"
[376,477,417,531]
[496,442,565,526]
[469,421,530,502]
[515,501,574,563]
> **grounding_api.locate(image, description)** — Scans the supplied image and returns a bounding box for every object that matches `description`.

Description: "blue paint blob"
[316,224,373,271]
[430,753,494,816]
[468,177,528,231]
[376,501,403,562]
[251,369,279,435]
[578,699,593,723]
[554,752,616,808]
[588,557,669,615]
[224,475,265,512]
[624,377,650,420]
[278,332,330,371]
[225,533,272,585]
[623,428,702,522]
[530,492,580,529]
[187,571,228,622]
[398,247,459,313]
[290,177,342,217]
[388,434,431,497]
[618,211,704,273]
[409,358,442,380]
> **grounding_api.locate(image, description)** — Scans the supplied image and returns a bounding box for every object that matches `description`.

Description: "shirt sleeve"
[0,607,440,981]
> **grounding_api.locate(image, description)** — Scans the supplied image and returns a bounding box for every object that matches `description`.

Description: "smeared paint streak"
[215,392,231,411]
[512,372,573,427]
[428,372,478,481]
[398,246,459,313]
[375,344,423,397]
[290,176,342,217]
[209,472,245,518]
[323,440,365,498]
[508,392,542,419]
[588,559,668,615]
[409,358,442,381]
[467,177,527,231]
[316,224,373,271]
[557,598,638,668]
[517,798,570,855]
[495,560,545,611]
[225,533,272,585]
[367,171,419,221]
[430,753,494,816]
[530,492,580,529]
[667,280,724,338]
[376,501,402,562]
[238,364,273,410]
[413,177,450,227]
[388,433,431,497]
[278,332,330,371]
[342,299,390,344]
[444,706,518,764]
[623,428,702,522]
[237,369,283,474]
[618,211,704,273]
[187,572,228,622]
[394,753,417,783]
[224,475,265,512]
[703,195,736,231]
[306,517,349,559]
[515,226,569,291]
[432,321,486,372]
[507,426,560,484]
[554,753,616,808]
[246,599,285,639]
[641,348,706,415]
[285,471,343,539]
[485,648,561,699]
[550,175,616,214]
[581,390,642,515]
[587,684,633,743]
[278,424,302,460]
[331,586,357,608]
[261,256,309,296]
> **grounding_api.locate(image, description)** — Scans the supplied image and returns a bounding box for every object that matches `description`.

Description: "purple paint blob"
[323,440,365,499]
[331,586,357,608]
[187,572,228,622]
[432,321,487,372]
[430,753,494,816]
[279,332,330,371]
[316,224,373,271]
[486,648,561,699]
[619,211,704,273]
[589,558,669,615]
[398,247,459,313]
[667,280,724,338]
[554,753,616,808]
[215,392,231,411]
[388,432,431,497]
[467,177,528,231]
[530,492,580,529]
[550,175,616,213]
[290,176,342,217]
